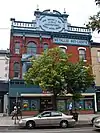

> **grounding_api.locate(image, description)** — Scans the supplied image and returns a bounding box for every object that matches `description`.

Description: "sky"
[0,0,99,50]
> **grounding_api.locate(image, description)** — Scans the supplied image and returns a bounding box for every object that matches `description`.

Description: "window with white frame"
[13,62,20,78]
[97,50,100,62]
[59,46,67,53]
[78,48,86,60]
[15,42,20,54]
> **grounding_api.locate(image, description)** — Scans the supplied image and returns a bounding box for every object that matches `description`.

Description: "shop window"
[22,100,29,111]
[31,100,39,111]
[78,49,86,60]
[85,100,93,110]
[13,62,20,78]
[22,99,39,111]
[97,50,100,62]
[27,42,37,54]
[57,100,65,111]
[75,100,84,110]
[15,42,20,54]
[43,43,48,51]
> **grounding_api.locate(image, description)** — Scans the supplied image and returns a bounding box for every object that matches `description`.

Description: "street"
[0,127,98,133]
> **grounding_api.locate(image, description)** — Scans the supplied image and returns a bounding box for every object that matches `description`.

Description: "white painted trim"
[65,93,95,96]
[21,93,53,97]
[59,46,67,49]
[78,47,86,51]
[94,93,97,112]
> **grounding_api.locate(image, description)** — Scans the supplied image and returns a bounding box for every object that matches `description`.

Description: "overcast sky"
[0,0,99,49]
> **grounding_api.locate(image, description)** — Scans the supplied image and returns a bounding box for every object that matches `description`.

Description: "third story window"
[15,42,20,54]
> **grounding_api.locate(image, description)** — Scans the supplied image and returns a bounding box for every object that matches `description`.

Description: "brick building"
[8,9,96,115]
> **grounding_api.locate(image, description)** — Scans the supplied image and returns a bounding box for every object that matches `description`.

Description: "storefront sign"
[39,16,64,32]
[53,37,89,46]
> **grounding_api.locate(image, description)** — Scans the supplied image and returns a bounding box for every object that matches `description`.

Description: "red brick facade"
[9,36,92,79]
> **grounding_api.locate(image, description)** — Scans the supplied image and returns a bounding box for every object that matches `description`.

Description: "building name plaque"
[53,37,89,46]
[39,16,64,32]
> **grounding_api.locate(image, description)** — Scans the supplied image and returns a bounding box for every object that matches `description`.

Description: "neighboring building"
[9,9,96,115]
[0,50,9,80]
[91,42,100,112]
[0,50,9,113]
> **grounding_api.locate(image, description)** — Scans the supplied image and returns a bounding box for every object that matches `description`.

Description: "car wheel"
[60,121,68,128]
[26,121,35,129]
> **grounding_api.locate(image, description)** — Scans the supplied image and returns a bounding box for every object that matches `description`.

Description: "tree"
[24,47,94,111]
[24,47,69,110]
[62,61,94,109]
[86,0,100,33]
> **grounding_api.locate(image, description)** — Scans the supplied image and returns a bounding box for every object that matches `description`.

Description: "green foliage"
[24,47,69,96]
[72,93,83,101]
[62,61,94,94]
[24,47,94,96]
[86,0,100,33]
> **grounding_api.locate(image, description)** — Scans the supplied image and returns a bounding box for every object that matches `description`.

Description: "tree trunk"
[51,94,57,110]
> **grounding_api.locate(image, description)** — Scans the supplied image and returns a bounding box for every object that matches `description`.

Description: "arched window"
[59,46,67,53]
[27,42,37,54]
[15,42,20,54]
[14,62,20,78]
[78,48,86,60]
[43,43,48,51]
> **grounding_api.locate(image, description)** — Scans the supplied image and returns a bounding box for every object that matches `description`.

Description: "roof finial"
[64,8,66,14]
[36,4,39,11]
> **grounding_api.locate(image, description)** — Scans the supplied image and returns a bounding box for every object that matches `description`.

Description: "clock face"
[39,16,64,32]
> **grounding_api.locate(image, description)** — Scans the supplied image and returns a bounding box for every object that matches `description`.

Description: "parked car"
[93,117,100,130]
[18,111,76,129]
[91,116,100,124]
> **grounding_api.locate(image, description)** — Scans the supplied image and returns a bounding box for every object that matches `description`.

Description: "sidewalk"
[0,113,99,129]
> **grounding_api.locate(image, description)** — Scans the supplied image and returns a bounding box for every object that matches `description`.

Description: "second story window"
[27,42,37,55]
[43,43,48,52]
[15,42,20,54]
[78,48,86,61]
[97,50,100,62]
[59,46,67,53]
[14,62,20,78]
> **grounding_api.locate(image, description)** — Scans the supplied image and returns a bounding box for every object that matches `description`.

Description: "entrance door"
[0,99,3,113]
[40,98,53,112]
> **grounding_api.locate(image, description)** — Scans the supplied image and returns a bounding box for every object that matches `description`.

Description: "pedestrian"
[17,106,22,119]
[12,105,17,120]
[68,102,73,115]
[73,108,78,122]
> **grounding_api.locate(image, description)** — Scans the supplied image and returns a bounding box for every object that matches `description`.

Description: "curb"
[0,124,92,130]
[75,123,92,128]
[0,126,19,130]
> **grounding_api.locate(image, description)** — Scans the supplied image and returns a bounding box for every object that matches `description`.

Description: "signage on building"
[39,16,64,32]
[53,37,89,46]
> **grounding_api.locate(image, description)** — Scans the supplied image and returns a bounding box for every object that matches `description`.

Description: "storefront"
[19,93,96,115]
